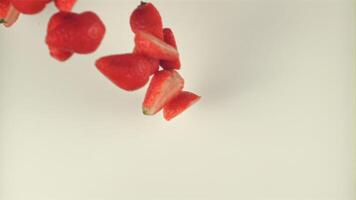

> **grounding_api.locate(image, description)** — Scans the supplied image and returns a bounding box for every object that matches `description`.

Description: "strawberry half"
[95,54,155,91]
[54,0,76,12]
[163,91,200,121]
[134,31,179,61]
[46,11,106,61]
[130,1,163,39]
[160,28,181,70]
[1,3,20,27]
[143,70,184,115]
[11,0,51,14]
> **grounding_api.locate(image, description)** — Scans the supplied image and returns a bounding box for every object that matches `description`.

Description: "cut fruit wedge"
[134,31,179,61]
[96,54,154,91]
[2,4,20,27]
[163,91,201,121]
[160,28,181,70]
[143,70,184,115]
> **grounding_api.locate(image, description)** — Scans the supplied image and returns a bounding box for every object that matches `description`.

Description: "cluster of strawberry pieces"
[1,1,200,121]
[96,2,200,121]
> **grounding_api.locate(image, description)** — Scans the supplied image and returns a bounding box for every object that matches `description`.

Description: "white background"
[0,0,355,199]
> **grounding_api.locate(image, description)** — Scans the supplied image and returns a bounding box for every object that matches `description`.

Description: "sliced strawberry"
[130,1,163,39]
[143,70,184,115]
[133,46,159,75]
[160,28,181,70]
[163,91,200,121]
[11,0,51,14]
[2,4,20,27]
[135,31,179,61]
[95,54,154,91]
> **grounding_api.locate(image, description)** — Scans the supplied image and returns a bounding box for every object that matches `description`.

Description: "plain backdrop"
[0,0,355,200]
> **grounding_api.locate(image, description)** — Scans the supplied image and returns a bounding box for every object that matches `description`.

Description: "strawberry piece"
[160,28,181,70]
[0,0,10,19]
[134,31,179,61]
[47,11,76,61]
[95,54,155,91]
[1,3,20,27]
[163,91,200,121]
[133,47,159,75]
[143,70,184,115]
[46,11,106,61]
[11,0,51,14]
[54,0,76,12]
[130,1,163,39]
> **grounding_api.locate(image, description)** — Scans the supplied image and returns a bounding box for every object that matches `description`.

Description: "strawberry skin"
[46,11,106,58]
[95,54,154,91]
[143,70,184,115]
[54,0,76,12]
[163,91,200,121]
[0,0,10,19]
[135,31,179,61]
[133,47,159,75]
[160,28,181,70]
[130,1,163,39]
[11,0,51,14]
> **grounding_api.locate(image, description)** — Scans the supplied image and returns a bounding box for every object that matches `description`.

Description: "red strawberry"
[95,54,155,91]
[143,70,184,115]
[163,91,200,121]
[11,0,51,14]
[133,47,159,75]
[130,1,163,39]
[135,31,179,61]
[160,28,181,70]
[46,11,106,60]
[54,0,76,12]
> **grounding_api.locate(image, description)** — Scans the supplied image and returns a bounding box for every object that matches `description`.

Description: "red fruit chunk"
[46,12,76,61]
[49,46,73,61]
[133,47,159,75]
[0,0,10,19]
[46,11,106,61]
[54,0,76,12]
[135,31,179,61]
[96,54,154,91]
[143,70,184,115]
[163,91,200,121]
[130,1,163,39]
[1,3,20,27]
[11,0,51,14]
[160,28,181,70]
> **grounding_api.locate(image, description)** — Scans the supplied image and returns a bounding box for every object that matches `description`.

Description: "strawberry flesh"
[163,91,200,121]
[134,31,179,61]
[143,70,184,115]
[160,28,181,70]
